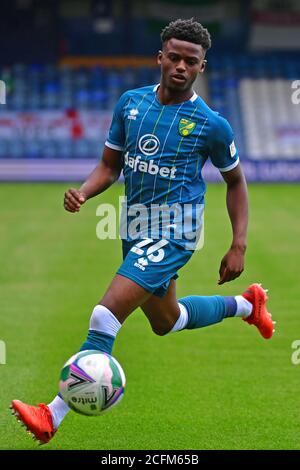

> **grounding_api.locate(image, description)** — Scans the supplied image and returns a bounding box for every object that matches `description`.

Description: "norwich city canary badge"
[178,118,196,136]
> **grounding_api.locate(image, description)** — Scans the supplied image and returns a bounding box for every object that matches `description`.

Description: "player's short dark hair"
[161,18,211,52]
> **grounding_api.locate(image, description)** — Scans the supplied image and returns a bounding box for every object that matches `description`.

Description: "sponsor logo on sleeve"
[229,140,237,158]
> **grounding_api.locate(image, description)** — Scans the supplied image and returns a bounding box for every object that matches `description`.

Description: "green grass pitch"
[0,182,300,450]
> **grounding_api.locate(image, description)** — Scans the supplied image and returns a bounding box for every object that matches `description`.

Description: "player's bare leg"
[99,274,152,323]
[141,280,181,335]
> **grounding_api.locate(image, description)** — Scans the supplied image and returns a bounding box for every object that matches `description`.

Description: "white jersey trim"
[105,141,124,151]
[218,157,240,173]
[190,91,198,102]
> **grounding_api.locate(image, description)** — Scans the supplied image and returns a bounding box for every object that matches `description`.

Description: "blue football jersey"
[105,84,239,249]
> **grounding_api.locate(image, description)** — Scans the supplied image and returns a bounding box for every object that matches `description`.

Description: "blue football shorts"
[117,238,194,298]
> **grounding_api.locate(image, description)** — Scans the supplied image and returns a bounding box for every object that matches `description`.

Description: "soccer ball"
[59,350,126,416]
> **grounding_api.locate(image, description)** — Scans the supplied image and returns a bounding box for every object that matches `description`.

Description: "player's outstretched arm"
[218,163,248,284]
[64,146,123,213]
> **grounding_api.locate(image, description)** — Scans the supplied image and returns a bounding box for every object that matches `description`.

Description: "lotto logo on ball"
[59,350,126,416]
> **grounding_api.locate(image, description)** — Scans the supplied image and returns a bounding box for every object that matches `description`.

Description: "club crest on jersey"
[178,118,196,136]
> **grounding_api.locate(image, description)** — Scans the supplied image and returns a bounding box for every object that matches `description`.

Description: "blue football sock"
[178,295,237,330]
[80,330,115,355]
[80,305,121,355]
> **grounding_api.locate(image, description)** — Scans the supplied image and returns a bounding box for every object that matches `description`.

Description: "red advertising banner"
[0,110,112,141]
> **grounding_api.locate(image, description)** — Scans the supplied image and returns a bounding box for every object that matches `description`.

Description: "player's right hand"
[64,188,87,213]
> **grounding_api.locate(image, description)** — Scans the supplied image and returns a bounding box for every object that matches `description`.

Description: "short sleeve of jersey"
[105,92,129,151]
[207,114,239,172]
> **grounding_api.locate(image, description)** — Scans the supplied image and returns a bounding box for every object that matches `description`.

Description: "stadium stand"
[1,54,299,164]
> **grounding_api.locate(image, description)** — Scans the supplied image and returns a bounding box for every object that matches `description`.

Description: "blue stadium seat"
[1,57,299,161]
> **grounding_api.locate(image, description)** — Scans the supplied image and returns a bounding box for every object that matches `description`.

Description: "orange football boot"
[10,400,56,444]
[242,283,275,339]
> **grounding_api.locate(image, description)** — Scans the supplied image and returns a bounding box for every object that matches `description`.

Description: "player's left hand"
[218,246,245,285]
